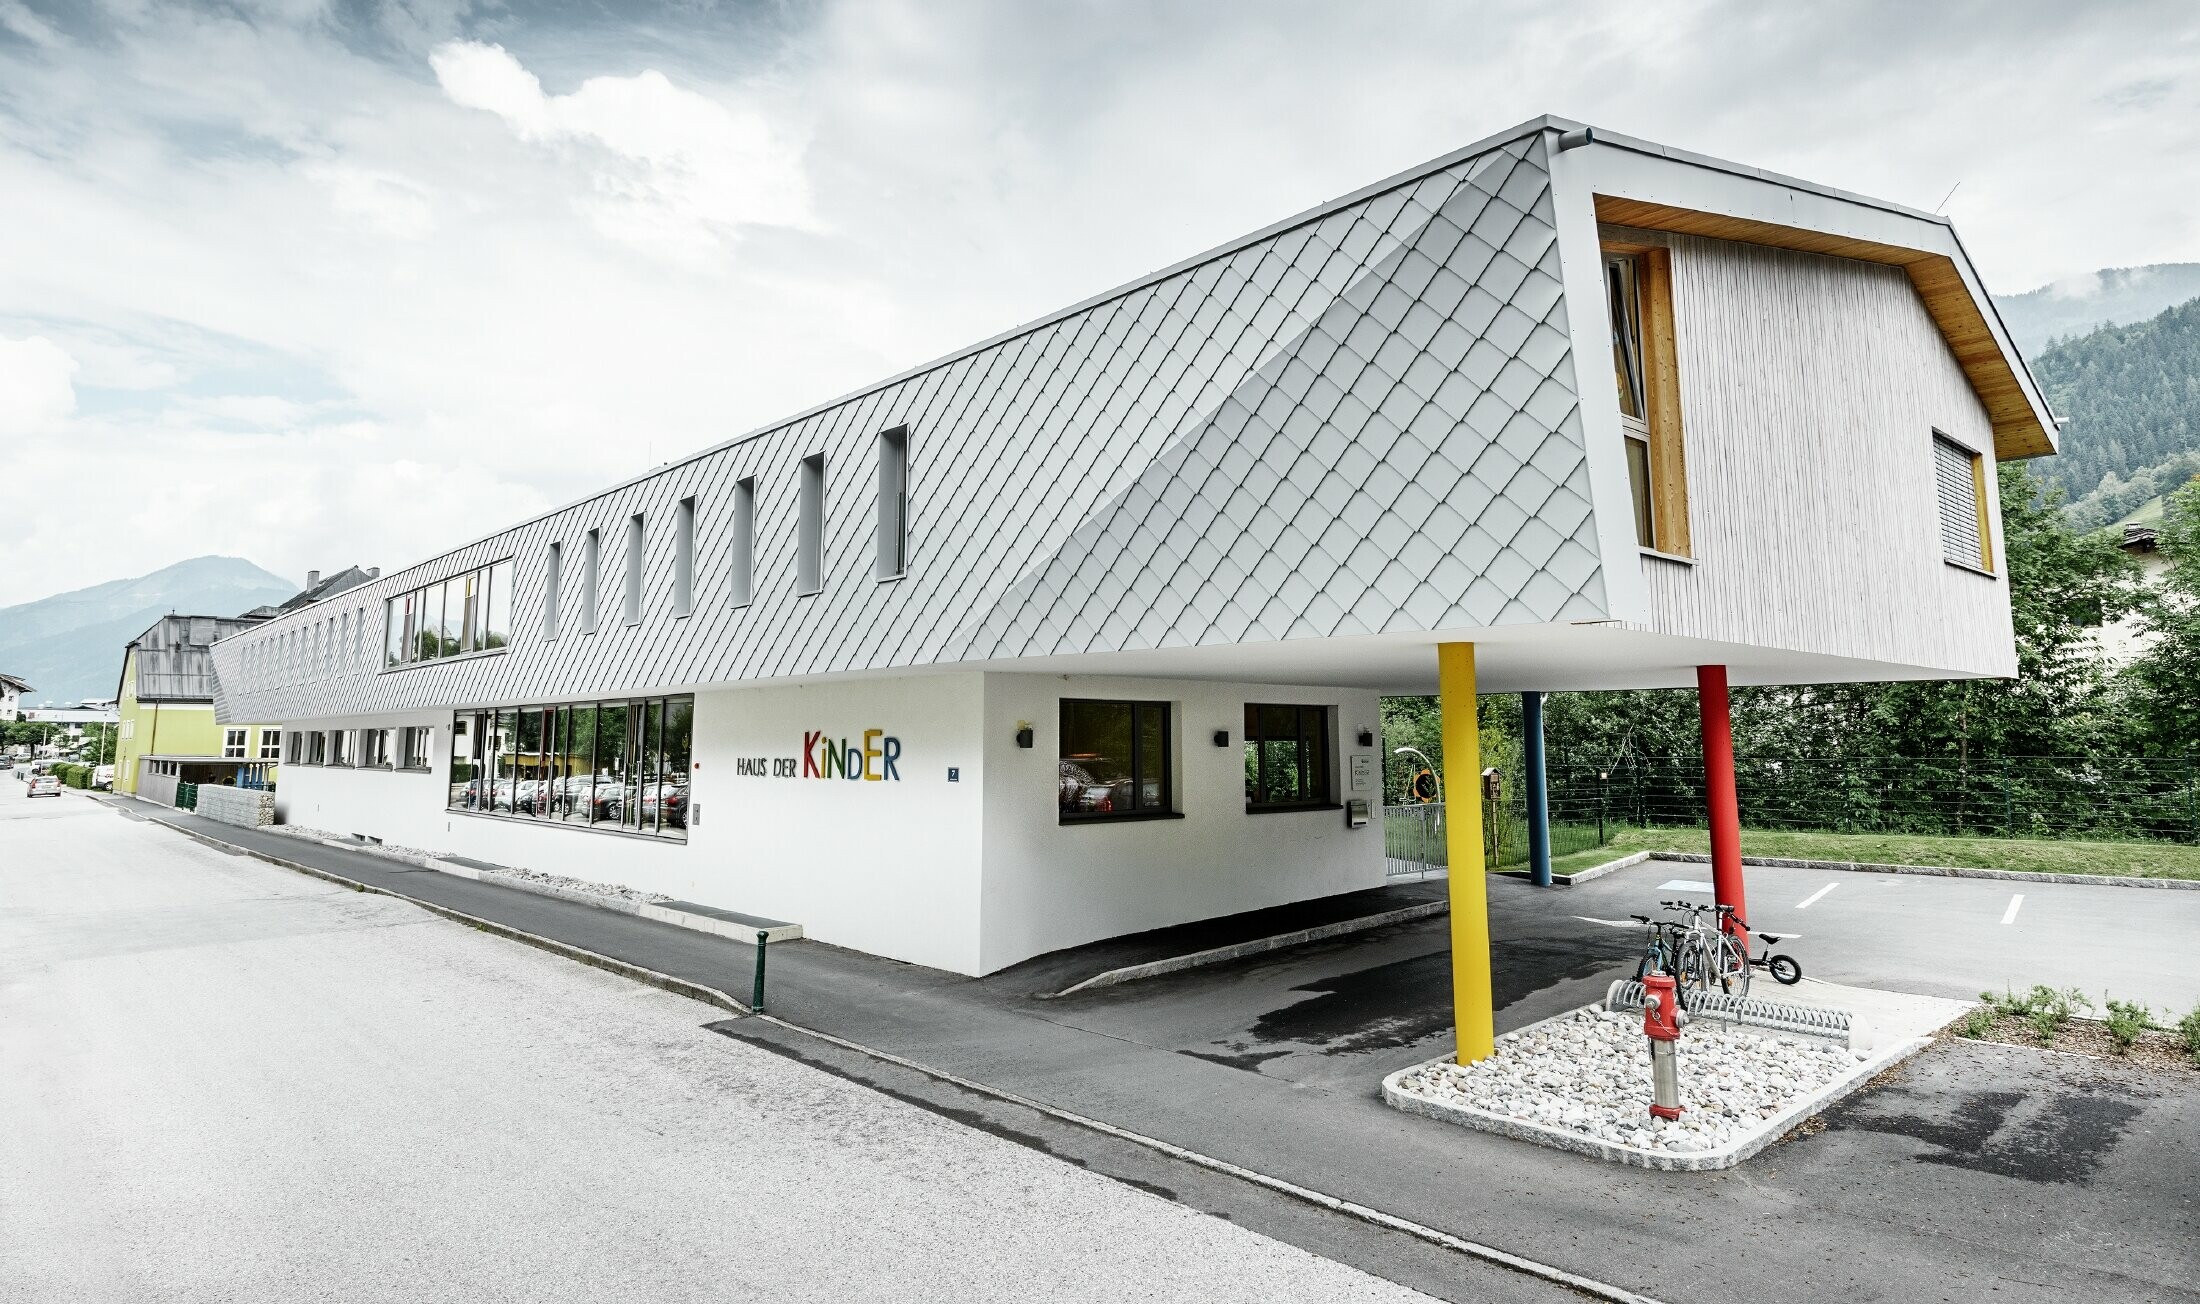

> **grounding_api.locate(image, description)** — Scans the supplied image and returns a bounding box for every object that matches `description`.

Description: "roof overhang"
[1549,122,2057,461]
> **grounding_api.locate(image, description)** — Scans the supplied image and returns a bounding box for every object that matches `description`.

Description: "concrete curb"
[1380,1007,1935,1172]
[1659,851,2200,890]
[104,798,754,1018]
[1047,899,1449,997]
[107,792,1662,1304]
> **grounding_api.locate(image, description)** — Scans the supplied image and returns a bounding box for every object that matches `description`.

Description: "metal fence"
[1382,799,1613,876]
[1382,753,2200,876]
[1568,754,2200,844]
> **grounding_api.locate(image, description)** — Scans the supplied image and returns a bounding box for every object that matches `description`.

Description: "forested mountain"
[2023,295,2200,525]
[1995,263,2200,355]
[0,556,295,707]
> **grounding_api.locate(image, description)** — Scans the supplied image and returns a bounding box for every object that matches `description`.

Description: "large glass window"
[400,725,432,770]
[446,696,690,841]
[1059,699,1172,821]
[1603,245,1691,556]
[383,558,515,669]
[1243,704,1332,810]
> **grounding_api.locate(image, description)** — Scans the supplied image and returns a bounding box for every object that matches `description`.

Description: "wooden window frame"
[1602,241,1692,557]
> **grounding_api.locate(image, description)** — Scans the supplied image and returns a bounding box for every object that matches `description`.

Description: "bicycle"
[1628,911,1692,1008]
[1662,900,1752,1002]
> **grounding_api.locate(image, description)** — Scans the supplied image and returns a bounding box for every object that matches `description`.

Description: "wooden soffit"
[1593,196,2054,459]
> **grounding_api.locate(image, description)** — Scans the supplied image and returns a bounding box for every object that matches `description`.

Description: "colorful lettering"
[803,731,823,779]
[862,729,883,781]
[844,744,862,780]
[881,736,901,780]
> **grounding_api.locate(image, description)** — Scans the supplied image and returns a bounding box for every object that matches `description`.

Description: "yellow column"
[1439,642,1493,1064]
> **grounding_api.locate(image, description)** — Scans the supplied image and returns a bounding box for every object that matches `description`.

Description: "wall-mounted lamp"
[1212,729,1230,748]
[1014,723,1034,749]
[1356,728,1374,748]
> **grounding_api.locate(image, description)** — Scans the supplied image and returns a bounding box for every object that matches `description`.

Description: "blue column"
[1523,691,1551,887]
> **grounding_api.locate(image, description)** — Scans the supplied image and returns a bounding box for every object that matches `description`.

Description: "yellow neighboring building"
[115,615,279,800]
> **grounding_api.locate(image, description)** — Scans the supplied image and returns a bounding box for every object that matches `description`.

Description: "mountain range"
[1995,263,2200,355]
[1996,269,2200,526]
[0,556,296,708]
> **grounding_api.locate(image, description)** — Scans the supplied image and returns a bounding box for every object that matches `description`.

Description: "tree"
[2123,475,2200,755]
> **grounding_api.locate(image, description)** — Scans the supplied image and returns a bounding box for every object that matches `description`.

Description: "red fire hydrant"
[1642,973,1686,1121]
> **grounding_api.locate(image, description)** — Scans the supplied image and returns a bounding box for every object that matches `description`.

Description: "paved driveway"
[0,793,1436,1304]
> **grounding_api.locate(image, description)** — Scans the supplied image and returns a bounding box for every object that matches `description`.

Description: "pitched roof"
[123,614,268,703]
[0,673,31,694]
[276,566,377,612]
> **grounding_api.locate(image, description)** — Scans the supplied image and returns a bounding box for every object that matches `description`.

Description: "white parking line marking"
[1795,883,1837,910]
[2001,894,2024,925]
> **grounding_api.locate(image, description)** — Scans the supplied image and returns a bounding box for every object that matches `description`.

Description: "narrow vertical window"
[1603,245,1691,556]
[582,529,601,634]
[876,425,909,579]
[730,477,755,609]
[797,453,825,595]
[545,542,563,640]
[674,496,696,617]
[624,513,645,626]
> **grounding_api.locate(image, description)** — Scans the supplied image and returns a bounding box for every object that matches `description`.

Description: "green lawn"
[1555,826,2200,881]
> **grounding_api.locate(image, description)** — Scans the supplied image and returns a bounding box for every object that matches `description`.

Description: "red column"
[1696,664,1748,945]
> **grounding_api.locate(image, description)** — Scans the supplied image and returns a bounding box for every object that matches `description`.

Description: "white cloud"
[304,162,436,240]
[0,0,2197,606]
[429,40,812,261]
[0,335,77,436]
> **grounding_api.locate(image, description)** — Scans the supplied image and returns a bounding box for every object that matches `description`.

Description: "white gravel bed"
[267,824,668,904]
[1392,1007,1868,1155]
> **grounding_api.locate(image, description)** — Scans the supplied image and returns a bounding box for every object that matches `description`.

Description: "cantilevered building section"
[210,117,2051,1038]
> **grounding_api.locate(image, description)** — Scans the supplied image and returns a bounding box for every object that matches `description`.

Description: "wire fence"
[1384,753,2200,876]
[1571,754,2200,845]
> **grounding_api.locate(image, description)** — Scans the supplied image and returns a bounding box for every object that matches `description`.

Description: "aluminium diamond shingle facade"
[213,129,1604,723]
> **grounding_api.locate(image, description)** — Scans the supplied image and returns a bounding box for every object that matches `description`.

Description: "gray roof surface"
[128,615,267,703]
[215,127,1603,721]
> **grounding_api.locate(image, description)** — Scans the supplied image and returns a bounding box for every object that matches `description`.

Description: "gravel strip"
[1393,1008,1866,1154]
[266,824,668,905]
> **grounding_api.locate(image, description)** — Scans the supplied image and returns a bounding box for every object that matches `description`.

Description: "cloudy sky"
[1,0,2195,606]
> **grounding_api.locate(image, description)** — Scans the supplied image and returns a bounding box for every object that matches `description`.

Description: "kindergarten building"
[210,118,2051,1052]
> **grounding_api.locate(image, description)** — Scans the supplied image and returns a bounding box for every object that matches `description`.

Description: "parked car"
[27,774,62,798]
[92,764,113,790]
[640,782,689,828]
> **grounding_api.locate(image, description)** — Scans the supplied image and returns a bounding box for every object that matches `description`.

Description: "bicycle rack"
[1604,979,1853,1041]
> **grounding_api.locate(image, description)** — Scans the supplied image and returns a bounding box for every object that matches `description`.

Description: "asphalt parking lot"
[1021,861,2200,1098]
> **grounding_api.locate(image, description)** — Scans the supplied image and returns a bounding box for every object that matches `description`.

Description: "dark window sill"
[396,766,434,774]
[446,805,688,843]
[1058,810,1185,826]
[381,646,509,675]
[1245,801,1343,815]
[1944,558,1997,579]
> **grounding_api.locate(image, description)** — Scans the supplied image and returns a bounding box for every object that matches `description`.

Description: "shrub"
[2180,1005,2200,1066]
[2023,985,2090,1045]
[1957,1007,1998,1039]
[2103,999,2152,1053]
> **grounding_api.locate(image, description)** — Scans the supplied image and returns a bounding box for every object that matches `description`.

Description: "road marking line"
[1795,883,1837,910]
[2001,894,2024,925]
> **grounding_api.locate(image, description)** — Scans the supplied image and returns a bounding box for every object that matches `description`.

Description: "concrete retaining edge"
[1379,1006,1935,1172]
[1659,851,2200,890]
[1048,899,1449,997]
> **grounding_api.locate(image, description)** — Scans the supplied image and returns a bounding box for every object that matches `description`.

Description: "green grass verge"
[1571,826,2200,881]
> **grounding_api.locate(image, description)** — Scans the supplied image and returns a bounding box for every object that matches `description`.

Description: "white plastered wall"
[268,675,989,973]
[977,672,1387,974]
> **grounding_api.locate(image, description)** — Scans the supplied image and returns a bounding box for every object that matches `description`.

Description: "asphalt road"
[43,794,2200,1303]
[0,792,1443,1304]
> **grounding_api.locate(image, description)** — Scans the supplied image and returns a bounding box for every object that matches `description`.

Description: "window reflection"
[1059,699,1172,820]
[447,696,689,840]
[385,558,515,669]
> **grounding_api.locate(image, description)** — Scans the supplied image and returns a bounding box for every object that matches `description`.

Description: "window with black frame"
[445,696,691,840]
[1244,704,1332,810]
[1059,699,1172,821]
